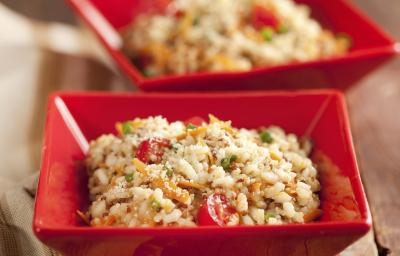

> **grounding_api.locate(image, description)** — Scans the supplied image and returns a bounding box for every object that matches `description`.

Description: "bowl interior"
[35,92,369,229]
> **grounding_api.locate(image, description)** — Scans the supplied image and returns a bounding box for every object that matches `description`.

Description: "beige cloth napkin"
[0,3,377,255]
[0,3,130,255]
[0,3,131,189]
[0,174,56,256]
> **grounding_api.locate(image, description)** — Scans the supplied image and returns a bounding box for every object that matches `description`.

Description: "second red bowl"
[66,0,398,91]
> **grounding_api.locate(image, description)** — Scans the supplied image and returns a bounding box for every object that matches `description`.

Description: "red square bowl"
[34,90,371,256]
[65,0,398,91]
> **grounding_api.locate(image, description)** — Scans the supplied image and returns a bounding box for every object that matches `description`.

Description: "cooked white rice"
[121,0,350,76]
[85,115,321,227]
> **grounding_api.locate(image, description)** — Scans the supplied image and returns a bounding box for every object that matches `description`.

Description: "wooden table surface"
[1,0,399,255]
[348,0,399,254]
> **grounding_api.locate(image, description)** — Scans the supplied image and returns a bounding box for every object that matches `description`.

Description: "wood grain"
[349,0,400,254]
[0,0,75,24]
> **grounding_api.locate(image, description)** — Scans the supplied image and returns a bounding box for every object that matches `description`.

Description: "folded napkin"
[0,2,129,189]
[0,3,127,255]
[0,173,57,256]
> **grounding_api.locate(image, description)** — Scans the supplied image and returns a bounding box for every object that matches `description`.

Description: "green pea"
[277,24,289,34]
[221,155,238,171]
[150,199,161,211]
[187,123,197,130]
[261,27,274,42]
[260,131,273,143]
[122,122,132,135]
[125,173,134,182]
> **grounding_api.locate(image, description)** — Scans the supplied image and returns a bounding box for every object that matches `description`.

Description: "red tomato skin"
[136,137,170,164]
[184,116,206,127]
[252,5,279,30]
[197,194,236,226]
[197,201,220,226]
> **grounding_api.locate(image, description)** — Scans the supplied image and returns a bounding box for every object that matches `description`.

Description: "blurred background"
[0,0,398,255]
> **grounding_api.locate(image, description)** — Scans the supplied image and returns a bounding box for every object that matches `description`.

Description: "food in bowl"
[83,115,321,227]
[121,0,351,77]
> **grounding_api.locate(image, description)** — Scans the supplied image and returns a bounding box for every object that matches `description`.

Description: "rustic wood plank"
[348,0,400,254]
[347,58,400,255]
[0,0,75,24]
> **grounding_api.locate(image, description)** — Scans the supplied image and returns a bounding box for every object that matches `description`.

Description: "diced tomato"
[173,10,185,18]
[197,194,236,226]
[136,137,170,164]
[132,54,152,70]
[184,116,206,127]
[252,5,279,30]
[137,0,171,14]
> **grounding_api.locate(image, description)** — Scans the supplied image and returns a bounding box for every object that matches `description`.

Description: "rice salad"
[121,0,351,76]
[84,115,321,227]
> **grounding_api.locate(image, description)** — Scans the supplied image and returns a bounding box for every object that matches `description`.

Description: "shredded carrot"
[208,114,235,135]
[304,208,323,222]
[178,180,206,190]
[210,54,237,70]
[76,210,90,225]
[270,151,282,161]
[285,188,297,197]
[178,12,194,36]
[209,114,221,124]
[115,122,123,136]
[131,119,142,128]
[151,177,190,204]
[144,42,172,68]
[189,127,207,137]
[176,132,187,141]
[222,126,235,135]
[105,215,117,226]
[132,158,148,176]
[115,166,124,176]
[250,182,262,193]
[208,153,215,165]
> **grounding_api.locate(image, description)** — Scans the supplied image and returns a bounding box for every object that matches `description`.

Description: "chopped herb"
[163,164,173,177]
[193,16,200,26]
[143,69,155,77]
[260,131,273,143]
[166,168,173,177]
[122,122,132,135]
[261,27,274,42]
[265,212,276,220]
[187,123,197,130]
[150,198,162,211]
[125,173,134,182]
[221,158,230,170]
[277,24,289,34]
[172,142,182,153]
[221,154,238,171]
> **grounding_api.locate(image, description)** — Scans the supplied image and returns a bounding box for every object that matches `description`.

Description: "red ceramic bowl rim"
[65,0,399,90]
[34,89,371,237]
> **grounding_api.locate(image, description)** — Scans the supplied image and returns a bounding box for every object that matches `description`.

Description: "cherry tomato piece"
[184,116,206,127]
[252,5,279,30]
[197,194,236,226]
[136,137,170,164]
